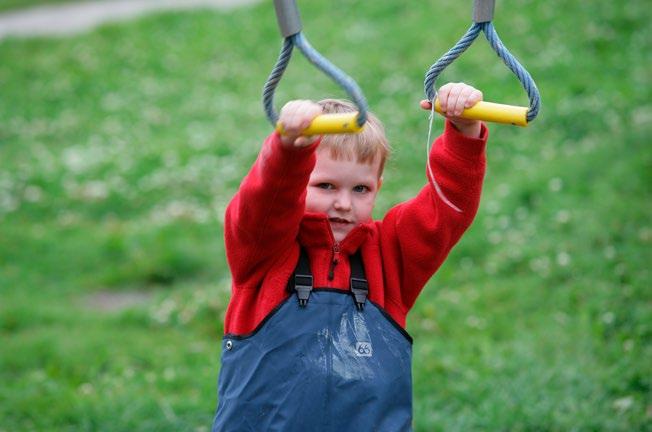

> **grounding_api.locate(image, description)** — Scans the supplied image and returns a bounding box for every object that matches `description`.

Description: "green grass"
[1,0,650,430]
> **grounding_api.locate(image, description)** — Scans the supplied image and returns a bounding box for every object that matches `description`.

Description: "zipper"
[327,243,340,281]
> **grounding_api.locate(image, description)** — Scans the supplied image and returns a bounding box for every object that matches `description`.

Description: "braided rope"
[424,24,481,102]
[293,33,368,126]
[480,22,540,121]
[263,37,294,125]
[423,22,540,122]
[262,32,368,127]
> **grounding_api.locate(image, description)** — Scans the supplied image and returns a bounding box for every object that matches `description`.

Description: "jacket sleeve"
[380,120,488,312]
[224,132,319,289]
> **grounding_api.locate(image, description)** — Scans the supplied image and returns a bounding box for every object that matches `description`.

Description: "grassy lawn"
[0,0,650,430]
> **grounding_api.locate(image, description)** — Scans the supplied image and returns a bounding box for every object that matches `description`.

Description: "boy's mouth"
[329,217,352,225]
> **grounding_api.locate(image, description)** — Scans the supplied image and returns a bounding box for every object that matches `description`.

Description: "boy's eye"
[353,185,370,193]
[317,183,335,190]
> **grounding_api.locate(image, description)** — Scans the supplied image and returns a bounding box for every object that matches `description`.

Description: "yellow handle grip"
[435,99,529,127]
[276,112,364,136]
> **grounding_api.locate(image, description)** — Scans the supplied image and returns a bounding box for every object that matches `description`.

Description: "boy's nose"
[334,192,352,211]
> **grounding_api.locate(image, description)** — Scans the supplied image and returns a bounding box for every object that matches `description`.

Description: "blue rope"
[424,22,540,122]
[424,24,481,102]
[262,32,368,128]
[481,22,540,121]
[293,33,368,126]
[263,37,294,125]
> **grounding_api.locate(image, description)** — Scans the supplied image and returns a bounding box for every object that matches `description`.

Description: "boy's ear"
[377,176,383,190]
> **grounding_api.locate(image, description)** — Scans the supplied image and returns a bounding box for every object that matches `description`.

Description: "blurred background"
[0,0,650,430]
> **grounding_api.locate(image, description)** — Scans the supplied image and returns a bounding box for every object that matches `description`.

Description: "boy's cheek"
[367,193,380,209]
[358,198,377,221]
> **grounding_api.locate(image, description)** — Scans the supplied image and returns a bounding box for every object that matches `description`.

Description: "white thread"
[426,99,462,213]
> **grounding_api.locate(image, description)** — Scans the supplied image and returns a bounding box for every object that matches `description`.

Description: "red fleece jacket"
[223,120,488,336]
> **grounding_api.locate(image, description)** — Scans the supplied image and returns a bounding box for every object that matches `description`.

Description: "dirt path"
[0,0,261,40]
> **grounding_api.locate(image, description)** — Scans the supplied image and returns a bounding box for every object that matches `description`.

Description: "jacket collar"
[298,212,372,254]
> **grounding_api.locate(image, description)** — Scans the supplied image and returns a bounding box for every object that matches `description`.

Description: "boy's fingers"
[466,89,483,107]
[445,84,464,116]
[294,135,318,148]
[279,100,322,135]
[452,86,475,116]
[438,82,458,114]
[423,85,482,118]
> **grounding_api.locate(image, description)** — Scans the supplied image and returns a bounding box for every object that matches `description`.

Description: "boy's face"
[306,149,382,242]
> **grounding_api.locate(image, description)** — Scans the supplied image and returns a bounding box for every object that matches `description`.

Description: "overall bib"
[212,250,413,431]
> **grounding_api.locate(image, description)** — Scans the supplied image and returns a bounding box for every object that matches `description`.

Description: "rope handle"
[264,0,368,136]
[275,112,364,135]
[433,99,528,126]
[424,1,541,126]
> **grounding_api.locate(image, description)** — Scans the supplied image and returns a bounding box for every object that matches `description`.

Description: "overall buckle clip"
[350,277,368,311]
[294,274,313,307]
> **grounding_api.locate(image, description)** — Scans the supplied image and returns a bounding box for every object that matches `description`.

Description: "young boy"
[212,83,488,431]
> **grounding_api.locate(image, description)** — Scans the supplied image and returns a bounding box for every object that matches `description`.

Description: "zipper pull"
[328,258,339,281]
[328,243,340,281]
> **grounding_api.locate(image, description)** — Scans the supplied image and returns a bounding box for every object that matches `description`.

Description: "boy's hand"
[278,100,323,148]
[420,82,483,137]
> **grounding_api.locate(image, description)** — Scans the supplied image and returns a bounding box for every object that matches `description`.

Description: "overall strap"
[349,251,369,311]
[288,248,369,310]
[289,247,313,307]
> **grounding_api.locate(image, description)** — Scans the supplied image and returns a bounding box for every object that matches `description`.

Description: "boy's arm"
[225,101,321,288]
[383,84,488,312]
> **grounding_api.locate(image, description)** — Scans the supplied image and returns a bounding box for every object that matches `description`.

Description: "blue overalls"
[212,250,414,431]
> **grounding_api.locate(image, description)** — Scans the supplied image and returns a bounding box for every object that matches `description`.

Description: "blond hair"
[317,99,390,177]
